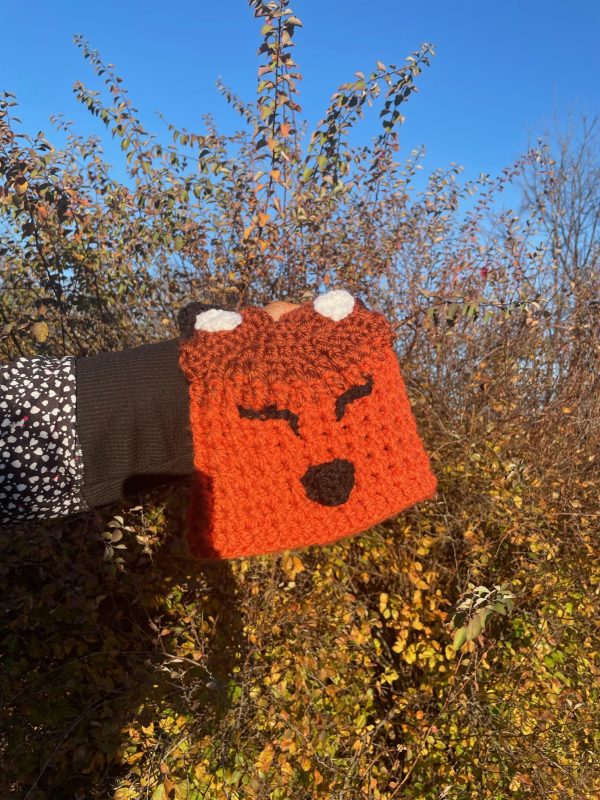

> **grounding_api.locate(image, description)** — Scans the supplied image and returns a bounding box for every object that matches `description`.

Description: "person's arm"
[74,336,195,509]
[0,337,194,524]
[0,300,298,524]
[1,352,91,522]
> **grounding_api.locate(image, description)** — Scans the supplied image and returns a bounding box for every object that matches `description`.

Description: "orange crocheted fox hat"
[177,289,436,561]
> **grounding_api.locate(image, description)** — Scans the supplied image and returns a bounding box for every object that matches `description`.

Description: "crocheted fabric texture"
[178,290,436,561]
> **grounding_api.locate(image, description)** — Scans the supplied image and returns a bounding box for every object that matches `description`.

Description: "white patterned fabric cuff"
[0,355,91,523]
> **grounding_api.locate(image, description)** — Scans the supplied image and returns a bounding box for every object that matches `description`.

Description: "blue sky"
[1,0,598,206]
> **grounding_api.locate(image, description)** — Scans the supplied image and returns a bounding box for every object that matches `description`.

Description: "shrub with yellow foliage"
[1,1,598,798]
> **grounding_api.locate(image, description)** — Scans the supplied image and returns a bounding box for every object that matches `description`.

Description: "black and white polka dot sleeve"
[1,336,196,525]
[1,356,90,522]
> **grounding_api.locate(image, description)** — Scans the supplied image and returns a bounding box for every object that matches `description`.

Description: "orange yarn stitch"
[178,291,436,561]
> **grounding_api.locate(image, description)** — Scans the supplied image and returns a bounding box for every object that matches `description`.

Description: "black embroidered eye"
[238,404,301,437]
[335,375,373,421]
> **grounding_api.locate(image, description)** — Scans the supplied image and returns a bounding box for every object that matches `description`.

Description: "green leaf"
[466,613,483,642]
[446,303,459,320]
[452,627,467,651]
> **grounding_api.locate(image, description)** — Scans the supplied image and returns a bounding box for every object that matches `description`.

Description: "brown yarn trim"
[335,374,374,421]
[238,403,301,438]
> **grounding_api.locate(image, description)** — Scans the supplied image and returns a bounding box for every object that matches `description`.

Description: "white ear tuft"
[194,308,243,332]
[313,289,355,322]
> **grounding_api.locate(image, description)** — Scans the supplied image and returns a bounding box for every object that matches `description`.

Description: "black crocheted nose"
[301,458,355,506]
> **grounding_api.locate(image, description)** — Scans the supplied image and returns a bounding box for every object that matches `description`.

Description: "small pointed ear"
[313,289,356,321]
[194,308,243,332]
[177,301,216,339]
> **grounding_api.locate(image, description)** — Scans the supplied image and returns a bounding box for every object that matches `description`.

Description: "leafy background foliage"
[1,1,598,798]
